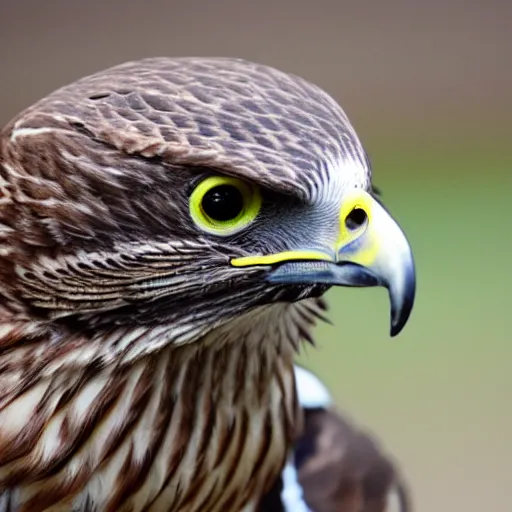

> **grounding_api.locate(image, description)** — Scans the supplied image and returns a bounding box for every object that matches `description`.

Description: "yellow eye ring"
[189,176,262,235]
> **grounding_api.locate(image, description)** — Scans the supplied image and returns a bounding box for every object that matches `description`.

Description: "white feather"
[281,456,312,512]
[294,365,332,409]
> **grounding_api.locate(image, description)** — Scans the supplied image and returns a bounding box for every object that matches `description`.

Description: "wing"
[257,366,412,512]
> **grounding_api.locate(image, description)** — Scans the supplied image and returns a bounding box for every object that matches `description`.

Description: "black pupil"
[345,207,367,230]
[201,185,245,222]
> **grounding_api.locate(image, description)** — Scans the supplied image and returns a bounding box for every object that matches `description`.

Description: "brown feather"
[296,407,412,512]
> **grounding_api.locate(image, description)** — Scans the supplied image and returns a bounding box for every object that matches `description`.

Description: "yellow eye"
[189,176,262,235]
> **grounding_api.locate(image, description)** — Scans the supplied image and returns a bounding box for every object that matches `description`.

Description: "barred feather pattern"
[0,299,326,511]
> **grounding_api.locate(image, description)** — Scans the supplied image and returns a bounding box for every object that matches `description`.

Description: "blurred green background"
[0,1,510,510]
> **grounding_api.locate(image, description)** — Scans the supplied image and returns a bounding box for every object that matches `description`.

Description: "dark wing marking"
[257,366,413,512]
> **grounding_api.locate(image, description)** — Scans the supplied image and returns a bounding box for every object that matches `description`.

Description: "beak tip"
[389,287,415,337]
[389,315,410,337]
[390,322,404,338]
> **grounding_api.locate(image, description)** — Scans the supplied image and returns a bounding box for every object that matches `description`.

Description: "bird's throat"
[0,301,322,511]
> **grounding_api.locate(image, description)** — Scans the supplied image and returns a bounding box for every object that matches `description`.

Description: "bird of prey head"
[0,57,415,510]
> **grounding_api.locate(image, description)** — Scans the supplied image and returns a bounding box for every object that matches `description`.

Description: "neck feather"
[0,299,325,510]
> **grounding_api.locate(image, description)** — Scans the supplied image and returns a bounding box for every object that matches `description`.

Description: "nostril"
[345,207,367,230]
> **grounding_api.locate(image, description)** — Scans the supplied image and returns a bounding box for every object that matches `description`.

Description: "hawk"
[0,57,415,511]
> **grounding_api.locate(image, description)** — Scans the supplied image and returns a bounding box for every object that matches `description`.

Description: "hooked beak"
[231,190,416,336]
